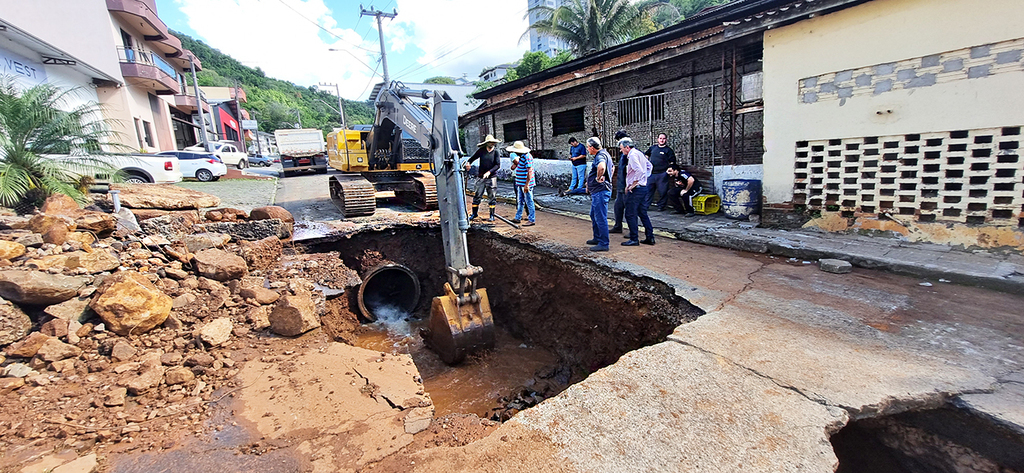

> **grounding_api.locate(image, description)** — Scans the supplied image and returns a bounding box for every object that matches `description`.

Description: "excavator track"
[402,172,438,210]
[329,175,376,218]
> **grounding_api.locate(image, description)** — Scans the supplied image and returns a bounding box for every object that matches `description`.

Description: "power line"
[275,0,375,53]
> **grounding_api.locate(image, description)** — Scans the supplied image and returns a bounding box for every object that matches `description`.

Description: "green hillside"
[174,31,374,137]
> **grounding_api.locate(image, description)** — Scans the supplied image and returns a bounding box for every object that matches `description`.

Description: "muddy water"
[352,306,559,418]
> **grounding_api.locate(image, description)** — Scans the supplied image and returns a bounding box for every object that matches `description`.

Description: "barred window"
[616,95,665,126]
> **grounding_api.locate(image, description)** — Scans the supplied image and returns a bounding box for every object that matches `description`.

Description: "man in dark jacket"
[644,133,677,211]
[464,134,501,221]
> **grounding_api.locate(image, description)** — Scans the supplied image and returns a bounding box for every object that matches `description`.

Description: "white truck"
[274,128,328,177]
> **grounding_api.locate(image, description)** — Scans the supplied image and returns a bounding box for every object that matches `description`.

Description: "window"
[503,120,528,142]
[142,120,154,147]
[616,94,665,126]
[552,108,584,136]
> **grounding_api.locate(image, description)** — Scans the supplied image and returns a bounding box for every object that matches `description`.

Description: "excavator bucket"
[426,283,494,364]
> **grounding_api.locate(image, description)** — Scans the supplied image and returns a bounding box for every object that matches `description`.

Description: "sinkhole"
[302,227,704,419]
[831,406,1024,473]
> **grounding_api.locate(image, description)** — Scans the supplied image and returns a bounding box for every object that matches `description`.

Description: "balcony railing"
[117,46,177,79]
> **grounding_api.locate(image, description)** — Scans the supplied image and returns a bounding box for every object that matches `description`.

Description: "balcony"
[173,93,210,114]
[118,46,179,95]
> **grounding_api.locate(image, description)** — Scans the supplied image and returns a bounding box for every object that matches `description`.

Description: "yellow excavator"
[333,81,493,364]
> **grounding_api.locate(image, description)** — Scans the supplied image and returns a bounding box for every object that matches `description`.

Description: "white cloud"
[175,0,381,100]
[171,0,530,99]
[389,0,530,81]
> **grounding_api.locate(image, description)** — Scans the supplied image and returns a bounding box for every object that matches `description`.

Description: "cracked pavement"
[370,200,1024,472]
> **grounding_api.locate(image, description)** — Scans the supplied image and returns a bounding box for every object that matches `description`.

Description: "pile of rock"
[0,192,340,455]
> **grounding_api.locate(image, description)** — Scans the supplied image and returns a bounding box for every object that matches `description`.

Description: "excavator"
[332,81,494,364]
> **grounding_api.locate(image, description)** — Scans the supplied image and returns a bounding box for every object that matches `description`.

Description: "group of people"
[465,134,537,226]
[463,131,703,251]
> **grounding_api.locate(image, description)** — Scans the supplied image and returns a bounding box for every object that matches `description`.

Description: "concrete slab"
[512,341,847,472]
[956,381,1024,437]
[670,292,995,419]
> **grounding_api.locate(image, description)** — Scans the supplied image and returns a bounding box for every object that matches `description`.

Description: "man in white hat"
[507,140,536,226]
[464,134,501,221]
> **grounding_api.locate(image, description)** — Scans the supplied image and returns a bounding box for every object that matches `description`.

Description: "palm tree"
[526,0,676,57]
[0,79,122,211]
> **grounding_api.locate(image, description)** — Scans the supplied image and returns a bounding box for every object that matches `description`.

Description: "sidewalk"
[487,179,1024,293]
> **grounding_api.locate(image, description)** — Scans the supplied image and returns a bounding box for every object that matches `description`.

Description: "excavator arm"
[371,82,494,364]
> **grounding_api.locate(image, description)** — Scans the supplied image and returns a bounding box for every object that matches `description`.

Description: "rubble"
[0,194,421,470]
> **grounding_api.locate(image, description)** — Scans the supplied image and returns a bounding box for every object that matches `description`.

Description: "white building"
[0,0,209,153]
[528,0,568,58]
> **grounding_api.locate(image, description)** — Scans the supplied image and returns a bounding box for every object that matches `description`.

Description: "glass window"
[142,121,154,147]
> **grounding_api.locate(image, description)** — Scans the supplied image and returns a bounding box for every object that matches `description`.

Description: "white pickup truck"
[185,141,249,169]
[100,153,182,184]
[275,128,328,177]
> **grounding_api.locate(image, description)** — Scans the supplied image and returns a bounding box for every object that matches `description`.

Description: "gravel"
[174,178,278,212]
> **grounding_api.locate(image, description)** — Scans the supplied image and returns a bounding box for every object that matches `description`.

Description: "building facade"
[0,0,208,154]
[466,0,1024,251]
[762,0,1024,247]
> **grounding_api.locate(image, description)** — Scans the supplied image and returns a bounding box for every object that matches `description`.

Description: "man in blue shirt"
[565,137,588,195]
[508,141,536,226]
[583,137,613,251]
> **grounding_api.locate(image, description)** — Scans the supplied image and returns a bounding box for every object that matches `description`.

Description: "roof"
[473,0,862,100]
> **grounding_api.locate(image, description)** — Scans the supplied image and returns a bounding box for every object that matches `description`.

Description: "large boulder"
[43,297,91,322]
[249,205,294,223]
[40,193,81,215]
[184,233,231,253]
[110,184,220,210]
[41,193,116,235]
[0,298,32,346]
[89,271,172,336]
[0,270,87,305]
[65,250,120,274]
[72,213,116,234]
[193,248,248,282]
[35,338,82,362]
[250,206,294,225]
[268,286,319,336]
[5,332,51,357]
[139,213,201,239]
[0,241,26,260]
[26,214,76,235]
[240,236,283,271]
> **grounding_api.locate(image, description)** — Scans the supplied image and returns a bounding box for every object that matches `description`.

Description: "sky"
[155,0,531,100]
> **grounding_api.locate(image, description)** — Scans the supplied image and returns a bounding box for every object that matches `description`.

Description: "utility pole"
[318,82,346,129]
[360,4,396,85]
[188,54,211,151]
[294,109,301,129]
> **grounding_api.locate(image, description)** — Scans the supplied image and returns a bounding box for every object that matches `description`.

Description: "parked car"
[184,141,249,169]
[247,154,273,167]
[93,153,182,184]
[157,151,227,182]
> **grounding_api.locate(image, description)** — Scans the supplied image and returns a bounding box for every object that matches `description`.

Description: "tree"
[515,51,551,78]
[0,80,122,211]
[670,0,730,19]
[526,0,673,57]
[424,76,456,85]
